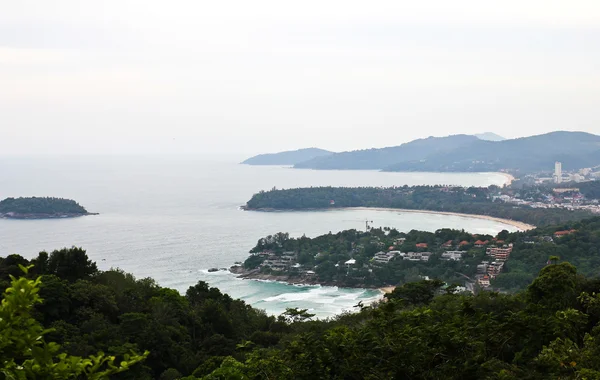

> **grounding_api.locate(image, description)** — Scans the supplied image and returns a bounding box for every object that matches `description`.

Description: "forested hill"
[0,197,92,218]
[245,186,593,226]
[292,131,600,173]
[386,131,600,173]
[6,241,600,378]
[241,148,333,165]
[294,134,478,170]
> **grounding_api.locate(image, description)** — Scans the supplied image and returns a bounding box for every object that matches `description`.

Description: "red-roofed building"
[459,240,470,246]
[554,230,576,237]
[442,240,453,248]
[474,240,487,247]
[416,243,428,249]
[478,275,491,287]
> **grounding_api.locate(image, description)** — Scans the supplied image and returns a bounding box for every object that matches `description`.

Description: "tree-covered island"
[0,197,97,219]
[234,217,600,293]
[244,185,597,227]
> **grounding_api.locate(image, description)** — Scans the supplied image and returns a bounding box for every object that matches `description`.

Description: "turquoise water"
[0,156,515,318]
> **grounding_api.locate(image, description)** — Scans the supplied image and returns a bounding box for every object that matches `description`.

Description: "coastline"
[379,286,396,294]
[498,172,515,186]
[345,207,534,231]
[0,212,99,220]
[243,206,535,231]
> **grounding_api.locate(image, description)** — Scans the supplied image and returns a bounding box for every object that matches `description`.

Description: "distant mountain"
[241,148,334,165]
[385,131,600,173]
[294,135,479,170]
[475,132,506,141]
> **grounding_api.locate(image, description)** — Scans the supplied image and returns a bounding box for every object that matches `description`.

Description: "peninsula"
[241,147,334,166]
[243,185,595,227]
[232,216,600,293]
[0,197,97,219]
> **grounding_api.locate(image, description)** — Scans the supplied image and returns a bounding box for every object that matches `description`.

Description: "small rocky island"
[0,197,97,219]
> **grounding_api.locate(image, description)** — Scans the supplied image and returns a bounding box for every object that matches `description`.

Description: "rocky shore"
[0,212,99,220]
[229,265,374,289]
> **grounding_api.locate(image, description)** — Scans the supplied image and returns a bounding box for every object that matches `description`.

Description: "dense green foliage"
[5,228,600,378]
[0,197,88,215]
[243,217,600,293]
[0,248,281,379]
[294,134,478,170]
[206,262,600,379]
[495,217,600,291]
[242,148,333,165]
[246,186,592,226]
[244,228,491,287]
[386,131,600,173]
[0,266,147,379]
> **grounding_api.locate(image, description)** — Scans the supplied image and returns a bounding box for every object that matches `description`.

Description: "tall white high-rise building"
[554,162,562,184]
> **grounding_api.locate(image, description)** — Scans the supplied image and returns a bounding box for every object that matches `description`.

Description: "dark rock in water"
[208,268,219,272]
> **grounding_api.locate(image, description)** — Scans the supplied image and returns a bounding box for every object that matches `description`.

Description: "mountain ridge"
[241,147,334,165]
[290,131,599,173]
[294,134,479,170]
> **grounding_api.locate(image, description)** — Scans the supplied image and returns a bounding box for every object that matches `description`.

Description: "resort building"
[441,251,466,261]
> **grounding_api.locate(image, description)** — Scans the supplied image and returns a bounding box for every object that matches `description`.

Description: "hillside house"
[554,229,576,237]
[441,251,466,261]
[416,243,428,249]
[474,240,488,248]
[373,251,398,264]
[486,246,513,261]
[478,275,491,287]
[487,262,504,278]
[477,262,489,274]
[404,252,432,262]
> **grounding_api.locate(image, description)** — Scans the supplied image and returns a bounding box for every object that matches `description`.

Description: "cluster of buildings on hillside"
[532,162,600,184]
[493,186,600,214]
[475,245,514,288]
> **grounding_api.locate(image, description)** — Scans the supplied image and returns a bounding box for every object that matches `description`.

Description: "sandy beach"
[345,207,535,231]
[498,172,515,186]
[379,286,396,294]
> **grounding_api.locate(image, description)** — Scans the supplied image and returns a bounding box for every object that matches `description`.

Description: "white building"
[441,251,466,261]
[555,162,562,184]
[373,251,398,264]
[404,252,432,262]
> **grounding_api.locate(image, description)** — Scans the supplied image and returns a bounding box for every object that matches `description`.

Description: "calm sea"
[0,156,515,318]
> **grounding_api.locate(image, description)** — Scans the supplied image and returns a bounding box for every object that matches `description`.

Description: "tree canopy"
[0,197,88,215]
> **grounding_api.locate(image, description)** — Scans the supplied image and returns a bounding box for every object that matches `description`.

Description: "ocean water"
[0,156,515,318]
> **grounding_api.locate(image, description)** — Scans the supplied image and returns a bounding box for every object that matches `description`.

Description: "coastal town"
[230,221,584,294]
[494,162,600,214]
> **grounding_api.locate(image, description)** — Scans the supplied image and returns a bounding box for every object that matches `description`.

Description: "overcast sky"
[1,1,599,156]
